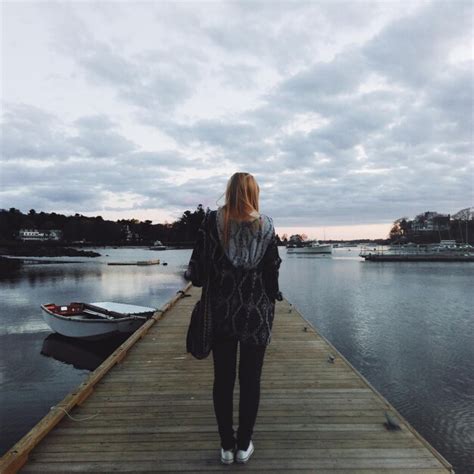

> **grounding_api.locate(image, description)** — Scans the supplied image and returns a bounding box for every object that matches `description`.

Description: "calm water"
[1,247,473,473]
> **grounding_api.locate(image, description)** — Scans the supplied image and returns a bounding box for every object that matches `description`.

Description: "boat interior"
[42,303,117,320]
[43,303,85,316]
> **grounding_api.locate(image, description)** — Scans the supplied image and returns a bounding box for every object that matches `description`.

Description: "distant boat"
[40,301,156,339]
[150,240,167,250]
[107,259,160,266]
[287,240,332,254]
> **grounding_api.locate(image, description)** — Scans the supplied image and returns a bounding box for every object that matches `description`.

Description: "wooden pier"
[1,284,454,473]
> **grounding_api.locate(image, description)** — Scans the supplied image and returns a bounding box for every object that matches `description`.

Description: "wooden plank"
[21,467,451,474]
[26,448,438,462]
[19,457,446,472]
[32,439,424,453]
[39,429,412,441]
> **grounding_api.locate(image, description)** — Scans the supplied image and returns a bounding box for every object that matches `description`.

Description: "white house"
[19,229,63,241]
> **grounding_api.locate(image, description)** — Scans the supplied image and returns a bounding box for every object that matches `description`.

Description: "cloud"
[165,119,260,151]
[1,1,472,230]
[363,2,473,87]
[0,105,198,214]
[1,105,137,162]
[1,103,74,160]
[71,114,138,158]
[427,63,474,139]
[47,5,201,116]
[278,50,369,103]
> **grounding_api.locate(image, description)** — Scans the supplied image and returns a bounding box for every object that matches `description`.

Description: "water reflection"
[0,263,22,283]
[41,333,129,371]
[0,264,102,288]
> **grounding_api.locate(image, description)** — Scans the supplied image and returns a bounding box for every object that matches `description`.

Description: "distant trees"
[288,234,308,244]
[389,217,410,241]
[0,208,24,240]
[10,206,473,246]
[389,210,474,244]
[0,205,210,246]
[174,204,206,242]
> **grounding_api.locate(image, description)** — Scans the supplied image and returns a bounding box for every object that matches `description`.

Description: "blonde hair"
[222,172,260,246]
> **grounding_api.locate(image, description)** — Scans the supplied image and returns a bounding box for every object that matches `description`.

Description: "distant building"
[19,229,44,241]
[412,212,450,232]
[121,225,139,242]
[48,229,63,241]
[19,229,63,241]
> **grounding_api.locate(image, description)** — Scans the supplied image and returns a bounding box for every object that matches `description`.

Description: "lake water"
[1,247,473,473]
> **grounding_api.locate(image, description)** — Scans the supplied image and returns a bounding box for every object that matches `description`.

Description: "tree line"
[7,206,469,247]
[389,212,473,244]
[0,206,208,246]
[0,207,287,247]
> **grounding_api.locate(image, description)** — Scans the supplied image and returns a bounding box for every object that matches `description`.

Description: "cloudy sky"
[1,1,472,239]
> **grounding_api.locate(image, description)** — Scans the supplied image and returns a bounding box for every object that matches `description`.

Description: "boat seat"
[83,309,114,319]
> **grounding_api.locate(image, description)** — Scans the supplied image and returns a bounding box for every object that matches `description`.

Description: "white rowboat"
[40,301,156,339]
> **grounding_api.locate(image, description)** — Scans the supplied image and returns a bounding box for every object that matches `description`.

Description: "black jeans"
[212,336,266,451]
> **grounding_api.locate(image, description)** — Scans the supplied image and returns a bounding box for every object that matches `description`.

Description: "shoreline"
[0,245,101,258]
[1,256,87,265]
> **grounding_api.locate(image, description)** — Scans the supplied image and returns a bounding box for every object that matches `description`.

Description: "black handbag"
[186,296,212,359]
[186,211,213,359]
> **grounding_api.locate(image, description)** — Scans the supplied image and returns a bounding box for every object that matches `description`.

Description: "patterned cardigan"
[187,210,282,346]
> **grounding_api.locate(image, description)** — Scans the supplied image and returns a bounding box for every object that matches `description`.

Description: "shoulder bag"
[186,211,214,359]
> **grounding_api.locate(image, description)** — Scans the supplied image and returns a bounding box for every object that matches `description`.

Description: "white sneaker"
[236,440,254,464]
[220,448,234,465]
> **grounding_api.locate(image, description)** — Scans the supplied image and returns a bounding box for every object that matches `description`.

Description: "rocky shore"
[0,245,101,258]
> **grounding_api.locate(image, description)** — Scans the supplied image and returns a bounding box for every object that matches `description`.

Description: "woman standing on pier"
[186,172,282,465]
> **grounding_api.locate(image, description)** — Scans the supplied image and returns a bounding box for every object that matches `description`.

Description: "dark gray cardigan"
[187,210,282,346]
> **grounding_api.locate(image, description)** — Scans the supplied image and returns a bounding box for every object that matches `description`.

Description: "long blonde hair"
[222,172,260,246]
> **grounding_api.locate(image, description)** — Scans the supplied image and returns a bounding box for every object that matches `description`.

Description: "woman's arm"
[262,230,283,301]
[184,211,209,287]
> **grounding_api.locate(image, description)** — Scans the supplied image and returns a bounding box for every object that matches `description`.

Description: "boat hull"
[287,245,332,254]
[361,254,474,262]
[107,260,160,266]
[41,307,147,339]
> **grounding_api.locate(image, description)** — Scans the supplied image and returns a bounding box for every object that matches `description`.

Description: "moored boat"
[40,301,157,339]
[287,239,332,254]
[360,241,474,262]
[149,240,167,250]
